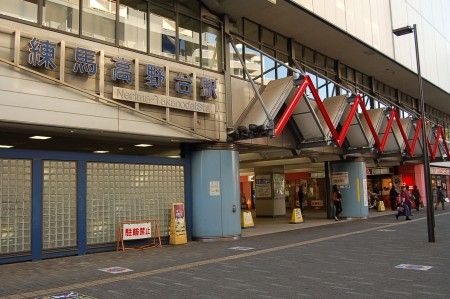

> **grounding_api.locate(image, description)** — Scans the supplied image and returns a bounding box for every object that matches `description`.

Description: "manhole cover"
[228,246,255,251]
[98,266,133,274]
[395,264,432,271]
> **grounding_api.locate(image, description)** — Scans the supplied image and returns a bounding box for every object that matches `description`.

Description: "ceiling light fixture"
[93,150,109,154]
[134,144,153,147]
[29,136,52,140]
[0,145,14,148]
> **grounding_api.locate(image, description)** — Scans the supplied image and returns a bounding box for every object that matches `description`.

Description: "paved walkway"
[0,209,449,298]
[242,209,395,237]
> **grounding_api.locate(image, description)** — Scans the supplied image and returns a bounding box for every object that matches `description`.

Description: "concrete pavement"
[0,209,449,298]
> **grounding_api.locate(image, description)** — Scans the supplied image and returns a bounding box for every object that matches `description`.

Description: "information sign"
[331,172,349,187]
[122,222,151,241]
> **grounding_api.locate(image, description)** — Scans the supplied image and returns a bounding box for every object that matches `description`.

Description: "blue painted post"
[77,161,87,255]
[31,159,43,261]
[182,146,193,240]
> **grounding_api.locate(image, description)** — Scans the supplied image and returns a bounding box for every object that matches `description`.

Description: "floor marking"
[298,275,321,281]
[216,285,238,291]
[10,212,450,299]
[376,229,396,232]
[228,246,255,251]
[97,267,133,274]
[395,264,433,271]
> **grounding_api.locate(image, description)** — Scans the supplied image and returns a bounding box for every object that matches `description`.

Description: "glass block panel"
[0,159,32,254]
[87,163,184,245]
[42,160,77,250]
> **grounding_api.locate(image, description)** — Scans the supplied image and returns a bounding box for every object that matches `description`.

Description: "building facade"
[0,0,449,263]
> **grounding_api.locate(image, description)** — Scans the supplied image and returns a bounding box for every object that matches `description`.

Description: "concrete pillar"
[331,160,368,218]
[254,166,286,216]
[191,144,241,239]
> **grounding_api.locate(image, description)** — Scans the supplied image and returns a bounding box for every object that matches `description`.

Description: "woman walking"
[412,185,421,212]
[332,184,343,221]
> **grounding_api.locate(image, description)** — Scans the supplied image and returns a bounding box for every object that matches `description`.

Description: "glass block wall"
[86,163,184,245]
[0,159,32,254]
[42,161,77,250]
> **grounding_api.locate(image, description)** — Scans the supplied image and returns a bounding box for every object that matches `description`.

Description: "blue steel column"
[77,161,87,255]
[31,159,43,261]
[181,144,193,240]
[191,145,240,239]
[331,160,368,218]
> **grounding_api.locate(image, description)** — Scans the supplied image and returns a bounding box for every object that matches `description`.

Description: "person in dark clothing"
[297,184,305,214]
[389,185,398,211]
[396,185,411,221]
[412,185,421,212]
[435,185,446,210]
[332,184,343,221]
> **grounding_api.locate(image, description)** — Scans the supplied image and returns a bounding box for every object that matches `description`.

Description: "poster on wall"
[255,175,272,198]
[362,178,368,207]
[209,181,220,196]
[331,172,349,188]
[392,175,402,190]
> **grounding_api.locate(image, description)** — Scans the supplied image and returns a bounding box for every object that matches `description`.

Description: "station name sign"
[113,87,216,114]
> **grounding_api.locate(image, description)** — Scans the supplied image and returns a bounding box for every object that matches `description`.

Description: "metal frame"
[0,148,189,264]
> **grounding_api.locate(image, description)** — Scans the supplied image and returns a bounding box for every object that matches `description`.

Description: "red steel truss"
[274,75,449,160]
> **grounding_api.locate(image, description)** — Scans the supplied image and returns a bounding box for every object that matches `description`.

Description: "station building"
[0,0,449,263]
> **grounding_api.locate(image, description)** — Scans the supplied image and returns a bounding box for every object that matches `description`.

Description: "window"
[118,0,147,52]
[0,0,38,23]
[82,0,116,43]
[244,46,261,83]
[230,43,243,77]
[178,14,200,66]
[262,28,274,46]
[43,0,79,34]
[201,23,221,71]
[243,19,258,43]
[262,49,276,83]
[149,3,175,59]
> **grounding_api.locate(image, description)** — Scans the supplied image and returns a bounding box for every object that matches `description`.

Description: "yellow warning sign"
[377,201,386,212]
[241,211,254,228]
[290,208,304,224]
[169,203,187,245]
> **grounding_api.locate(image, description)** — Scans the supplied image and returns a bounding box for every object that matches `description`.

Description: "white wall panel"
[288,0,450,92]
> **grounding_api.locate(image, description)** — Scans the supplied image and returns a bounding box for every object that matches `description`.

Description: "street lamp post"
[393,24,435,242]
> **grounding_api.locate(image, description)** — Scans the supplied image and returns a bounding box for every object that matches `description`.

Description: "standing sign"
[170,203,187,245]
[122,222,151,240]
[116,219,162,251]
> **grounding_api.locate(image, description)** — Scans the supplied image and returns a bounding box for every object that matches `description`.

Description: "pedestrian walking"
[396,186,411,221]
[389,185,398,211]
[435,185,446,210]
[297,184,305,214]
[332,184,343,221]
[412,185,421,212]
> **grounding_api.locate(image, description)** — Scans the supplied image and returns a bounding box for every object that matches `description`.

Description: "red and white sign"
[310,200,324,207]
[122,222,152,240]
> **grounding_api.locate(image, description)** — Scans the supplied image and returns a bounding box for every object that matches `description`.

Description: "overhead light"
[0,145,13,148]
[168,155,180,158]
[30,135,51,140]
[393,26,414,36]
[134,144,153,147]
[93,150,109,154]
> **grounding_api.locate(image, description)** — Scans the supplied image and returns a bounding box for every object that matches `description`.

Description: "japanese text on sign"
[331,172,349,187]
[122,222,152,240]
